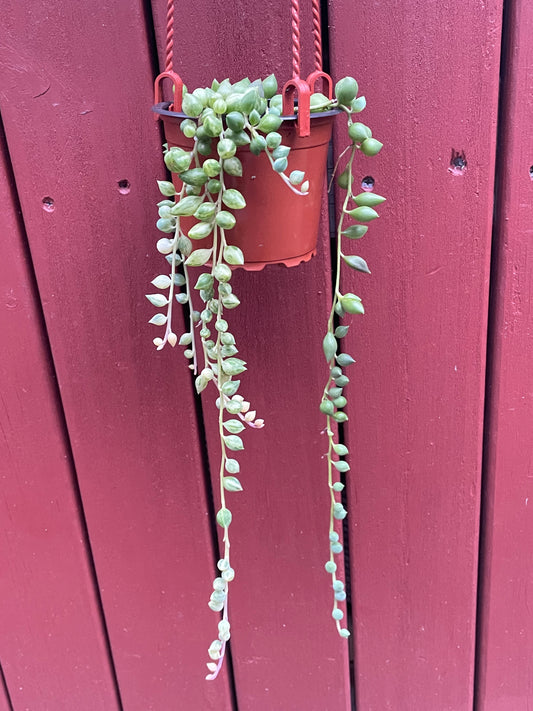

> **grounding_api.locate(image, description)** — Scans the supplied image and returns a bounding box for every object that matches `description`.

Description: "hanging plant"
[148,71,384,678]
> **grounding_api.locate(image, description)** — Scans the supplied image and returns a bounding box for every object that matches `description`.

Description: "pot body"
[155,104,336,270]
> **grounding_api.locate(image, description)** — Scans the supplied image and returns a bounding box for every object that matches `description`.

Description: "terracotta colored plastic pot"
[152,102,339,270]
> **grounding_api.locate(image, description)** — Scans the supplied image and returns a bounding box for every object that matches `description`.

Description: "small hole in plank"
[449,149,467,176]
[42,197,55,212]
[529,166,533,180]
[361,176,375,192]
[118,179,131,194]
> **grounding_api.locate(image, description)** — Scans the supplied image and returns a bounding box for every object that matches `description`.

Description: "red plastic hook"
[306,71,333,100]
[282,78,311,137]
[153,70,184,117]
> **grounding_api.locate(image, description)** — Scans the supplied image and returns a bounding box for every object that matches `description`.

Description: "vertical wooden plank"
[328,1,502,709]
[152,1,352,708]
[0,3,232,709]
[0,127,120,709]
[476,1,533,708]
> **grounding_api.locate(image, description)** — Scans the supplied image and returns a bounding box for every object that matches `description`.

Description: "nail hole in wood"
[118,179,131,194]
[42,197,55,212]
[361,175,375,192]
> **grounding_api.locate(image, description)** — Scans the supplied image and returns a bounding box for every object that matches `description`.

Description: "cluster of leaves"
[147,73,383,678]
[319,77,385,639]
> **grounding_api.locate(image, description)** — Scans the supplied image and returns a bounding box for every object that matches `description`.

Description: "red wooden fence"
[0,0,532,709]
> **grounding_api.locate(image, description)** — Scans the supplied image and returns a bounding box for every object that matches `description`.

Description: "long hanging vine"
[320,78,384,638]
[147,74,383,678]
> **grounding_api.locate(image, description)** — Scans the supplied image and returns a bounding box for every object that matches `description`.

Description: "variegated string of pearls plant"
[146,73,384,679]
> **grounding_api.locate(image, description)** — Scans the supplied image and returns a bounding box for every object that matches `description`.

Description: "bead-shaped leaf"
[342,255,371,273]
[353,192,386,207]
[225,458,240,474]
[335,326,349,338]
[341,225,368,240]
[171,195,204,216]
[336,353,356,366]
[157,180,176,196]
[221,380,240,396]
[216,508,233,527]
[222,189,246,210]
[223,476,243,492]
[333,460,350,473]
[148,313,167,326]
[185,248,213,266]
[224,419,245,434]
[188,222,213,240]
[223,435,244,451]
[323,332,337,362]
[145,293,168,307]
[151,275,171,289]
[222,358,247,375]
[347,206,379,222]
[333,443,349,456]
[223,245,244,265]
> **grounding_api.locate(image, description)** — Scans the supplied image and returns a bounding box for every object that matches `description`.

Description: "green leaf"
[221,294,240,309]
[342,255,371,273]
[361,137,384,156]
[157,180,176,196]
[257,113,283,133]
[333,460,350,473]
[225,458,240,474]
[145,293,168,307]
[262,74,278,100]
[350,96,366,113]
[188,221,213,240]
[185,248,213,266]
[224,419,245,434]
[341,293,365,315]
[221,380,240,397]
[179,168,209,187]
[151,275,171,289]
[347,206,379,222]
[320,400,335,415]
[289,170,305,185]
[333,411,349,423]
[353,192,386,207]
[194,203,217,221]
[332,482,345,492]
[182,93,204,117]
[222,358,247,375]
[348,122,371,142]
[195,374,209,394]
[148,313,167,325]
[216,508,232,527]
[341,225,368,240]
[335,326,349,338]
[333,443,349,456]
[335,77,358,106]
[322,333,337,362]
[223,476,243,492]
[223,245,245,265]
[336,353,356,366]
[223,435,244,451]
[222,189,246,210]
[178,333,192,346]
[273,157,288,173]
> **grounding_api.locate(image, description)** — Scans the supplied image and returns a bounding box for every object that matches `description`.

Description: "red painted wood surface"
[476,1,533,708]
[0,3,232,709]
[152,2,351,708]
[0,130,120,708]
[328,1,502,708]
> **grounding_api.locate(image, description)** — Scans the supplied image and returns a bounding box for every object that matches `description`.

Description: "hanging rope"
[291,0,301,78]
[311,0,322,71]
[164,0,175,73]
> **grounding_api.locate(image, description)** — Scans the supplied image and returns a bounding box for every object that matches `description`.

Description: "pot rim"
[151,101,341,121]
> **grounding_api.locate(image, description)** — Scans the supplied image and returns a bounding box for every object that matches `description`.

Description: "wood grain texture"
[152,2,351,708]
[0,2,232,709]
[476,1,533,708]
[328,0,502,708]
[0,127,120,710]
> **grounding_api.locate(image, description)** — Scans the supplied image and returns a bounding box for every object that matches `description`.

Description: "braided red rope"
[291,0,301,78]
[311,0,322,71]
[164,0,174,73]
